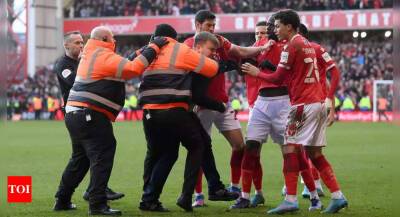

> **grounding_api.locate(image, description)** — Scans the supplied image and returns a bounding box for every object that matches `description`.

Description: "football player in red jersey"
[294,23,341,198]
[231,15,290,209]
[243,9,347,214]
[244,21,266,109]
[184,10,273,207]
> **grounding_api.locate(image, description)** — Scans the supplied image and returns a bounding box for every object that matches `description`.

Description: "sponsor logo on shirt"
[280,52,289,63]
[322,52,332,62]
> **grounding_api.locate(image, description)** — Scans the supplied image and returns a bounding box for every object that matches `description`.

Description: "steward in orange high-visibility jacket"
[138,37,218,110]
[66,32,167,121]
[135,24,220,212]
[54,26,168,216]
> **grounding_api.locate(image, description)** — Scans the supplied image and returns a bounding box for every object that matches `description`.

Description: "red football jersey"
[244,39,266,107]
[184,34,232,103]
[277,34,324,105]
[258,39,287,90]
[311,42,336,99]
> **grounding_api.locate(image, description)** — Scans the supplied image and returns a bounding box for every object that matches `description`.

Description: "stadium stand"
[65,0,392,18]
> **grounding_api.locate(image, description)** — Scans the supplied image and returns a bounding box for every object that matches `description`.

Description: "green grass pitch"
[0,121,397,217]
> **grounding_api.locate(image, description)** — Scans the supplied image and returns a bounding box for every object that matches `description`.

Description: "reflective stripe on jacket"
[67,39,151,121]
[139,37,218,110]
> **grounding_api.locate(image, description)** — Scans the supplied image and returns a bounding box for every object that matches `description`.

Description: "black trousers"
[142,108,204,202]
[35,110,41,120]
[55,109,116,208]
[189,112,225,193]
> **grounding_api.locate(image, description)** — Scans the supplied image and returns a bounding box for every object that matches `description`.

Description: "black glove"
[218,60,239,74]
[259,60,277,71]
[237,58,258,76]
[127,46,147,61]
[215,102,227,113]
[242,58,258,66]
[150,36,169,49]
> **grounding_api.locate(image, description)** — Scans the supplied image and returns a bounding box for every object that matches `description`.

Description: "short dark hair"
[299,23,309,39]
[194,31,219,47]
[195,10,216,24]
[63,31,81,42]
[153,23,177,39]
[274,9,300,31]
[256,21,267,27]
[267,14,276,25]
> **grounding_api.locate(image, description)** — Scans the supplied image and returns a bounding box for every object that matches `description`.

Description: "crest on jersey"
[280,52,289,63]
[62,69,72,78]
[322,52,332,62]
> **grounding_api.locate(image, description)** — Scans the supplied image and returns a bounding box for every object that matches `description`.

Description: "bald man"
[54,30,125,203]
[53,26,168,216]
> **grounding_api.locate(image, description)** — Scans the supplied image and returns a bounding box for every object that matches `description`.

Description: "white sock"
[309,190,319,200]
[231,183,239,188]
[195,192,203,197]
[255,190,263,195]
[315,179,322,189]
[241,192,250,199]
[285,194,297,203]
[331,190,344,199]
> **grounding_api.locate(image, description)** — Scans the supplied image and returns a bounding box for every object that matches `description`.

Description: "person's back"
[139,37,218,110]
[359,96,371,111]
[378,97,387,110]
[68,34,162,120]
[33,96,43,111]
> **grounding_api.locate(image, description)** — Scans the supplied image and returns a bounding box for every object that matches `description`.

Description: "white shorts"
[284,102,327,147]
[196,106,241,136]
[246,95,290,145]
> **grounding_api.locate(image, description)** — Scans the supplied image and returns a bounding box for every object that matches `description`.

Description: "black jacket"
[53,55,79,107]
[191,72,226,113]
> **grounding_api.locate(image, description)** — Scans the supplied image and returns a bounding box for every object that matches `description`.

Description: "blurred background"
[4,0,396,123]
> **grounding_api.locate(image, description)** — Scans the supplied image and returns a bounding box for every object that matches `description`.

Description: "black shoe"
[89,205,122,216]
[105,187,125,200]
[209,188,239,201]
[83,187,125,201]
[177,195,193,212]
[139,201,169,212]
[53,199,77,211]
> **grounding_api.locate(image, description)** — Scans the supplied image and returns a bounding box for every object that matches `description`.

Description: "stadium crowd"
[66,0,392,18]
[6,38,393,120]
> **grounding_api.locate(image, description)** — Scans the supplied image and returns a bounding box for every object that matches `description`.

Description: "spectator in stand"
[66,0,392,18]
[32,94,43,120]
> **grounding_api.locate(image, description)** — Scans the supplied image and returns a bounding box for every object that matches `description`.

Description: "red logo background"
[7,176,32,203]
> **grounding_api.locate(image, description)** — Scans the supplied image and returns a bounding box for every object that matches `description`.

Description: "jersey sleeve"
[182,46,218,78]
[319,46,335,71]
[277,43,295,70]
[217,35,232,51]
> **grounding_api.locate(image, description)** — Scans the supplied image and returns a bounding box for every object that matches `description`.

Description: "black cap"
[153,24,177,39]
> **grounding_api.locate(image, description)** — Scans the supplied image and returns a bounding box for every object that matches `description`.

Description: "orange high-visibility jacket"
[67,39,159,121]
[33,97,42,110]
[139,37,218,110]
